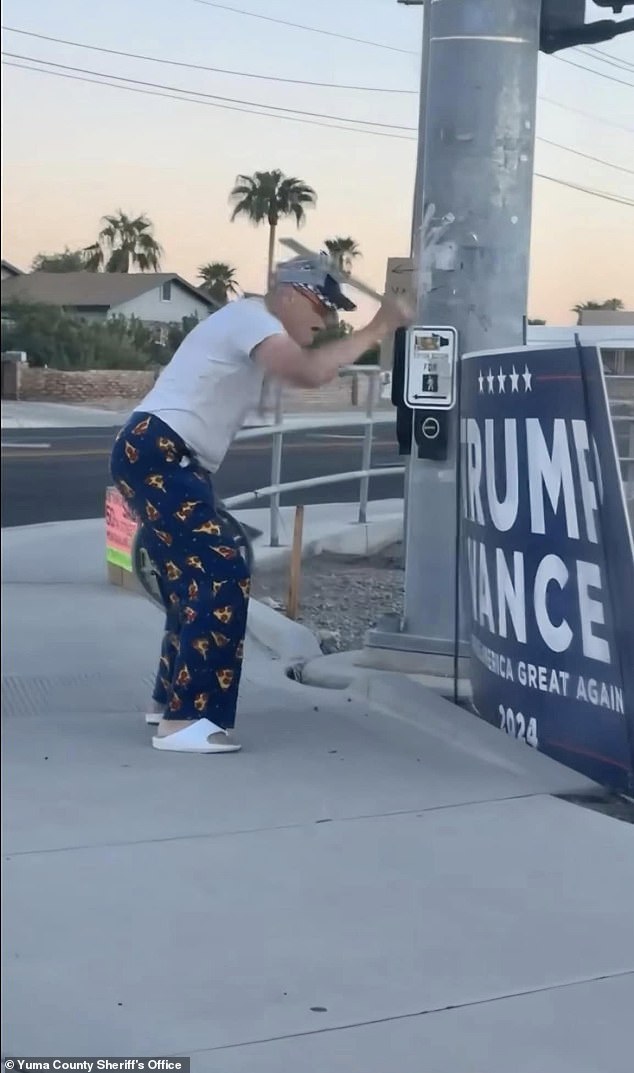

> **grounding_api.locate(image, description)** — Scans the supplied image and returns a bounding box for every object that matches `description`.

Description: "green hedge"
[1,302,199,370]
[1,302,381,370]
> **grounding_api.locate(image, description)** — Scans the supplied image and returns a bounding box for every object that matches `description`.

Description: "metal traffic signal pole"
[401,0,432,567]
[378,0,542,672]
[409,0,432,253]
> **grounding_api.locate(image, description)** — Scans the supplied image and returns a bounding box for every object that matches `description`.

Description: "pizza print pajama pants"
[110,413,250,729]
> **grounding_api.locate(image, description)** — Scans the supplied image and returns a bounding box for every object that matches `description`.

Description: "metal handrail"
[234,411,395,443]
[228,367,400,546]
[604,361,634,495]
[339,364,381,376]
[224,467,405,511]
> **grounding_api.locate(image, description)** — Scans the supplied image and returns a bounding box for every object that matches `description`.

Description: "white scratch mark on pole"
[432,36,529,44]
[414,203,459,303]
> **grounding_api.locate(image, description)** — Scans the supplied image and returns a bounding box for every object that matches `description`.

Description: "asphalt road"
[1,424,405,528]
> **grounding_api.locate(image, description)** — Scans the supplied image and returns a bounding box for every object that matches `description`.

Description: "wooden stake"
[286,505,304,620]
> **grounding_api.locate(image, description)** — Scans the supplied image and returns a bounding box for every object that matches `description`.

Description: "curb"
[355,670,600,794]
[246,599,322,662]
[252,513,403,571]
[1,408,129,430]
[299,659,600,796]
[300,650,471,702]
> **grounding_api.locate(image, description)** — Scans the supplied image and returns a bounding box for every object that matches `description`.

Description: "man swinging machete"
[110,255,413,754]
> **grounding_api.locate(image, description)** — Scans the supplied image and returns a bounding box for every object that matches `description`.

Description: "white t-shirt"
[138,298,285,473]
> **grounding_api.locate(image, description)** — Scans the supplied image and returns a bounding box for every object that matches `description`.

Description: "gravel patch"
[252,543,404,653]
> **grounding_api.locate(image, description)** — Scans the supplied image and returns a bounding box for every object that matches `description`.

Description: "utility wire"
[1,26,417,93]
[193,0,634,85]
[4,28,633,139]
[0,60,415,141]
[8,26,634,94]
[8,48,633,173]
[579,45,634,72]
[554,53,634,87]
[1,51,415,129]
[537,136,634,175]
[5,57,633,209]
[538,95,634,133]
[4,51,633,173]
[191,0,418,54]
[536,172,634,206]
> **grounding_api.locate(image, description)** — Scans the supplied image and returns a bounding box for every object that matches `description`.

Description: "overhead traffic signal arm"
[540,0,634,53]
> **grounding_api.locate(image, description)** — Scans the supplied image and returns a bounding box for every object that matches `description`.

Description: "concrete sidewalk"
[1,399,131,428]
[2,399,394,431]
[0,499,404,579]
[2,522,634,1070]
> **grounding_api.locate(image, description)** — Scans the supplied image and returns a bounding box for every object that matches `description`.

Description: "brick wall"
[283,375,393,413]
[17,367,156,402]
[11,364,391,412]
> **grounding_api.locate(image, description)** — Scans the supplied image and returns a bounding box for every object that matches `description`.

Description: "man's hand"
[370,295,415,337]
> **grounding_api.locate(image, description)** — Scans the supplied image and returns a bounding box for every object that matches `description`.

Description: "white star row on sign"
[478,364,532,394]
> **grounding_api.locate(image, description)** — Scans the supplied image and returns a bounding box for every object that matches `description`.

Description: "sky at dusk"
[2,0,633,327]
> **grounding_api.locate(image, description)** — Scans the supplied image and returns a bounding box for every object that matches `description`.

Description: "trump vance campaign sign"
[460,343,634,791]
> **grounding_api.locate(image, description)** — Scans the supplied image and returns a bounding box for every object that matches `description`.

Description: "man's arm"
[253,298,412,388]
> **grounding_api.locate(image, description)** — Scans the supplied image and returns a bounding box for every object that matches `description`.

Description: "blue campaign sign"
[460,344,634,791]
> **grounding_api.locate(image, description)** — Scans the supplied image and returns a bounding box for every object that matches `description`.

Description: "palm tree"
[84,211,163,272]
[323,237,361,276]
[198,262,240,306]
[229,170,317,287]
[572,298,624,325]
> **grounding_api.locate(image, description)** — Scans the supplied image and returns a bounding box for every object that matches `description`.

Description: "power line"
[5,57,633,210]
[8,26,634,107]
[536,172,634,207]
[193,0,634,88]
[537,136,634,175]
[4,28,632,141]
[1,26,417,94]
[1,51,416,130]
[554,53,634,87]
[579,45,634,72]
[9,25,634,99]
[538,95,634,134]
[4,49,631,172]
[0,60,415,141]
[192,0,417,55]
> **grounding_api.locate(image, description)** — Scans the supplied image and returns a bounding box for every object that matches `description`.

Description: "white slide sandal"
[145,711,162,726]
[152,718,242,754]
